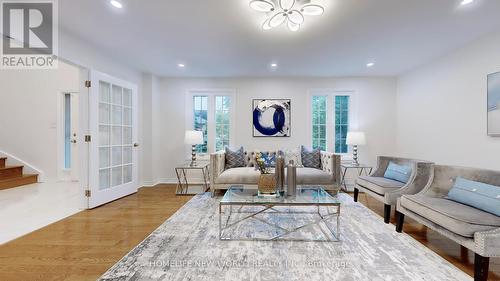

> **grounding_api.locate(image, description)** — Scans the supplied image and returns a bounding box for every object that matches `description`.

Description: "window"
[63,94,71,169]
[310,92,355,153]
[189,91,234,154]
[335,96,349,153]
[193,96,208,153]
[215,96,231,151]
[311,96,327,151]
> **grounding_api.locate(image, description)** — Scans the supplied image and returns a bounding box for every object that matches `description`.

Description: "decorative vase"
[258,173,277,195]
[287,160,297,197]
[276,154,285,192]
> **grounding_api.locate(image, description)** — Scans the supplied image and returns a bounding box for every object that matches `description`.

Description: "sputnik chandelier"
[249,0,325,32]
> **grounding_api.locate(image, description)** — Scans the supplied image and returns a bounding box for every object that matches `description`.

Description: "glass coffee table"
[219,186,341,242]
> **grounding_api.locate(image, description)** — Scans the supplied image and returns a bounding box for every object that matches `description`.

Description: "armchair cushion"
[357,176,405,195]
[447,177,500,216]
[215,167,260,184]
[401,194,500,237]
[384,161,412,183]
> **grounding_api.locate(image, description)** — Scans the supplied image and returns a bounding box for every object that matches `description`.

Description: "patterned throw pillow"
[301,146,321,169]
[284,147,303,167]
[225,146,246,169]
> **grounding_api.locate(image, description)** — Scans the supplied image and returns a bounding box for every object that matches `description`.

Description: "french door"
[88,71,139,208]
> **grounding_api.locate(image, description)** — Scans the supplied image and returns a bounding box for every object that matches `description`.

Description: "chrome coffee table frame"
[219,186,341,242]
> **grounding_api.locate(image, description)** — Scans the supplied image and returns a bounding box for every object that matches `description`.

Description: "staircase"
[0,157,38,190]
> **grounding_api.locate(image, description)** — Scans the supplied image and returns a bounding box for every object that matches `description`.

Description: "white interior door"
[88,71,139,208]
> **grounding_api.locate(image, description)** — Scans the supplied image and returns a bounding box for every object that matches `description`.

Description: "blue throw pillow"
[383,161,412,183]
[260,152,276,167]
[447,177,500,216]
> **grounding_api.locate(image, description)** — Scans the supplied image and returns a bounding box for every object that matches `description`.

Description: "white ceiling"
[59,0,500,77]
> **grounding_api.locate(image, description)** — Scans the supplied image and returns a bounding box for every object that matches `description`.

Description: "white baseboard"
[141,178,178,187]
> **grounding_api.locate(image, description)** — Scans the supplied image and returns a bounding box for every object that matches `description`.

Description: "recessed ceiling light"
[366,62,375,68]
[270,63,278,68]
[110,0,123,9]
[460,0,474,5]
[177,63,185,68]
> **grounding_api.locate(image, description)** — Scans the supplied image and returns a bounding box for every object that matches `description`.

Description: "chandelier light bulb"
[288,10,304,24]
[110,0,123,9]
[269,12,287,28]
[300,4,324,16]
[279,0,295,10]
[262,18,272,30]
[287,21,300,32]
[249,0,275,12]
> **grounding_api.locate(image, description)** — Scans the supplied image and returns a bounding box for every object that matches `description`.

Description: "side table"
[175,162,210,195]
[340,163,373,192]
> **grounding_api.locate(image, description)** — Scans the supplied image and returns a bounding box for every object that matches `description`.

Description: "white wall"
[153,77,398,182]
[396,30,500,171]
[0,30,144,182]
[141,73,162,185]
[0,61,80,180]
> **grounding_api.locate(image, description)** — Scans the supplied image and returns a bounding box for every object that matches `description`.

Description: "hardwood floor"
[0,184,192,281]
[0,186,498,280]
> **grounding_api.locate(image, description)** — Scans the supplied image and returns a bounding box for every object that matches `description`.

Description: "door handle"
[133,143,139,147]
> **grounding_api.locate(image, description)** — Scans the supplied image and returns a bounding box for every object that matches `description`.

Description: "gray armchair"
[396,165,500,281]
[354,156,433,223]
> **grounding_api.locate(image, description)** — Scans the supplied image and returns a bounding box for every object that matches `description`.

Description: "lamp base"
[352,145,359,165]
[190,145,197,167]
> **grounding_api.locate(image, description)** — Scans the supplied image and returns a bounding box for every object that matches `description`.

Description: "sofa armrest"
[384,161,434,205]
[320,151,341,186]
[475,228,500,257]
[210,151,226,186]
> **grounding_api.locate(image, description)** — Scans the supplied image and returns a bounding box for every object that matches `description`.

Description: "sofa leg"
[353,188,359,202]
[474,253,489,281]
[384,204,391,223]
[395,211,405,233]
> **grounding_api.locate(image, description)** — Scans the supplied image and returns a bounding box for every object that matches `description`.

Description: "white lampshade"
[185,130,204,145]
[346,132,366,145]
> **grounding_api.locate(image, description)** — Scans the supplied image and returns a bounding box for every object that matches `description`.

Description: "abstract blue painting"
[253,99,291,137]
[488,71,500,136]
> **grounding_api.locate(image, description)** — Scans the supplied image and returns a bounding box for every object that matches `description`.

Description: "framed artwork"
[488,71,500,136]
[252,99,291,137]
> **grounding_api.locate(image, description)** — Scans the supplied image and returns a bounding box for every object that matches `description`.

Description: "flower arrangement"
[255,152,273,174]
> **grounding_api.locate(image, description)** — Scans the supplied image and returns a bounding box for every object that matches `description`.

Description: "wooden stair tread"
[0,165,23,170]
[0,165,24,180]
[0,174,37,183]
[0,174,38,190]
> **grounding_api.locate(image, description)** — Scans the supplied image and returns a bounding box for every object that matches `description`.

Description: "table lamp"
[185,130,204,166]
[346,132,366,166]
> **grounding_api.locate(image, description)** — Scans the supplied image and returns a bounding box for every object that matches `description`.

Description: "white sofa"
[210,150,341,196]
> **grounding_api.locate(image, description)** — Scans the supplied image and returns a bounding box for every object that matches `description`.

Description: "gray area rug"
[99,193,471,281]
